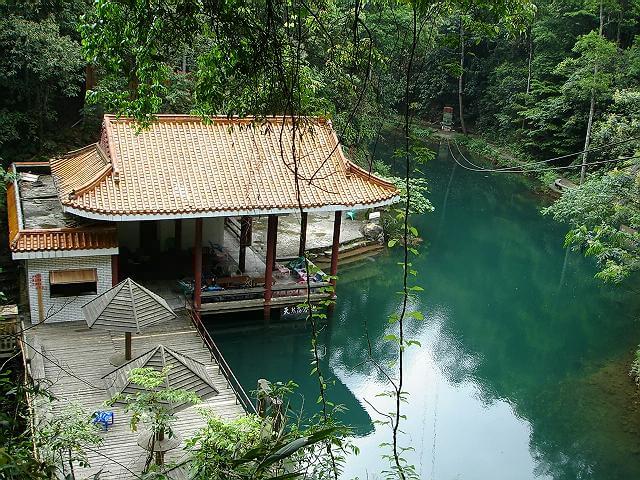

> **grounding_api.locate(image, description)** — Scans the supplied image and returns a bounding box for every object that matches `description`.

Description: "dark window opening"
[49,268,98,298]
[50,281,97,298]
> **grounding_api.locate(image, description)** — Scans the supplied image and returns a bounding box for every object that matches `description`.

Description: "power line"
[448,140,639,175]
[452,135,640,172]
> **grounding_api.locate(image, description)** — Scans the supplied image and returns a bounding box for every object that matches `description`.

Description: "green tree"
[0,2,86,159]
[556,28,618,182]
[109,366,201,471]
[543,162,640,282]
[36,403,103,480]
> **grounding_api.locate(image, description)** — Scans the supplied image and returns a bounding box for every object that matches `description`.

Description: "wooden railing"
[200,281,331,303]
[185,305,257,414]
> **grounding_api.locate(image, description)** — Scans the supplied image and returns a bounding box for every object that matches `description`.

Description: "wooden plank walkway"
[23,314,246,479]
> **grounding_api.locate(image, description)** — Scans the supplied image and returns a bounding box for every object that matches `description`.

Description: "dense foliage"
[1,0,640,476]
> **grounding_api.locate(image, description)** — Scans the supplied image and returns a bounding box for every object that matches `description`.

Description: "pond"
[208,139,640,480]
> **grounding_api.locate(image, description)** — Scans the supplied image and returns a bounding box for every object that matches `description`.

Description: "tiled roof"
[50,115,399,220]
[7,182,118,254]
[104,344,218,413]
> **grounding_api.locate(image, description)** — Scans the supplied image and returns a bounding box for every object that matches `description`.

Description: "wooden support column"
[264,215,278,319]
[272,219,278,269]
[239,216,252,272]
[174,219,182,251]
[328,211,342,315]
[194,218,203,312]
[125,332,132,360]
[111,254,119,287]
[298,212,308,257]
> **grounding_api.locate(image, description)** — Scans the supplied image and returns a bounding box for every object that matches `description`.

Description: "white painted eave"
[12,247,119,260]
[61,196,401,222]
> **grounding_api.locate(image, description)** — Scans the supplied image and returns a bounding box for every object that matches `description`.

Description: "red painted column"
[194,218,203,311]
[272,219,278,269]
[298,212,308,258]
[329,210,342,297]
[264,215,278,319]
[111,254,119,287]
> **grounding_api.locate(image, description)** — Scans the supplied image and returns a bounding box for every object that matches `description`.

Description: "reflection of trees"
[335,141,640,479]
[212,323,374,436]
[217,139,640,479]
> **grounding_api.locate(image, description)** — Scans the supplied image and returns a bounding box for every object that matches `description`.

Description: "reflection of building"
[8,115,399,323]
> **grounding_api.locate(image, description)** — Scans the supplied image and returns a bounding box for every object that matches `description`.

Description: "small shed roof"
[103,344,219,413]
[50,115,400,221]
[82,278,176,333]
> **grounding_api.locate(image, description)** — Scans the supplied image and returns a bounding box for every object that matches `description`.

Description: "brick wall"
[25,255,112,324]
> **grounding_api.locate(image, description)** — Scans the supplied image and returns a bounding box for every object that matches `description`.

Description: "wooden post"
[125,332,132,360]
[298,212,308,257]
[85,65,96,91]
[174,219,182,251]
[111,254,119,287]
[239,216,251,272]
[194,218,203,312]
[330,211,342,287]
[328,211,341,315]
[31,274,44,323]
[272,218,278,269]
[155,429,165,466]
[264,215,278,319]
[37,285,44,324]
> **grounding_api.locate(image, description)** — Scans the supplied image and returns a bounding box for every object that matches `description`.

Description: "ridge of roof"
[103,113,332,125]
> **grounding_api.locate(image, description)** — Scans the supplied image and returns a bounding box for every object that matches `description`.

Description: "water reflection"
[212,140,640,479]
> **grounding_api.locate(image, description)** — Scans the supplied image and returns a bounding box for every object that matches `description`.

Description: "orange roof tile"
[50,115,399,220]
[7,182,118,254]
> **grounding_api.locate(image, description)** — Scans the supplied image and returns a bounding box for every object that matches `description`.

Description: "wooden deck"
[22,314,246,479]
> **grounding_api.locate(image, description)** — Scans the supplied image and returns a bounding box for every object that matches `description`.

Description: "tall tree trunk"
[616,8,622,46]
[458,18,467,134]
[580,0,604,184]
[525,27,533,96]
[522,24,533,130]
[580,92,596,184]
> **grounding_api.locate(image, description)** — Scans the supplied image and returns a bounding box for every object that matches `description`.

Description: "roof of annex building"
[7,163,118,258]
[49,114,400,221]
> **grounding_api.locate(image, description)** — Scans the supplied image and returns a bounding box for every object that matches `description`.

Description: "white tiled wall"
[25,255,112,324]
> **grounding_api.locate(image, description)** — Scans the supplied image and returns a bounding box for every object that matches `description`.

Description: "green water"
[209,140,640,480]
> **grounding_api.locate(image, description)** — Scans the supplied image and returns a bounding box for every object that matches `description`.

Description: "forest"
[0,0,639,478]
[1,0,638,281]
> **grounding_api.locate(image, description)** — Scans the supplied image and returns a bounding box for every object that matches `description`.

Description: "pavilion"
[8,114,399,322]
